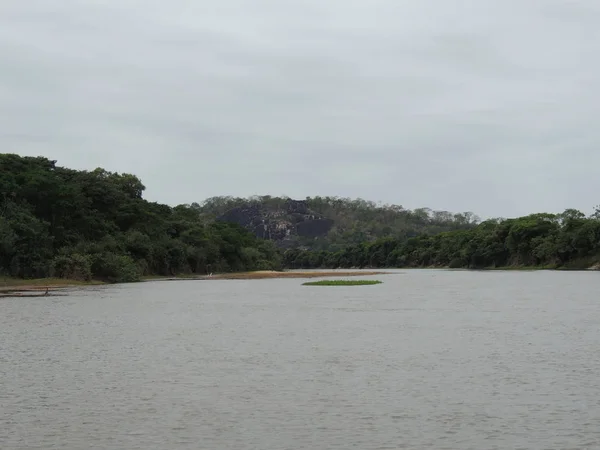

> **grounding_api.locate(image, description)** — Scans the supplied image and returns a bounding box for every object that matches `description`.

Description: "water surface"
[2,270,600,449]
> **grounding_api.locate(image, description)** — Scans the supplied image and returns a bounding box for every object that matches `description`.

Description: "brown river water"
[2,269,600,449]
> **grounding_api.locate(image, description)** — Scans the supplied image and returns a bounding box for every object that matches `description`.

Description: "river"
[2,269,600,449]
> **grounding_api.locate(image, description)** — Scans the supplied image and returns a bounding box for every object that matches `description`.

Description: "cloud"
[1,0,600,218]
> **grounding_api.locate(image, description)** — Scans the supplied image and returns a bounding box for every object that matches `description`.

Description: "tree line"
[3,154,599,283]
[283,210,600,270]
[0,154,281,282]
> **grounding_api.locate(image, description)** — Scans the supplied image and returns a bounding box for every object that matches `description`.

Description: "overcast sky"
[1,0,599,218]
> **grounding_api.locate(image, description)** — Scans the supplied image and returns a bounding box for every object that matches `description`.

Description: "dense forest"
[2,154,600,283]
[0,154,281,282]
[283,210,600,270]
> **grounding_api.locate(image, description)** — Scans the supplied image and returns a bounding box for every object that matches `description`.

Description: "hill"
[196,195,479,250]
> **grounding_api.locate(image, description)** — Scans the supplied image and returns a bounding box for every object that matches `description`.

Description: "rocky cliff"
[217,199,333,247]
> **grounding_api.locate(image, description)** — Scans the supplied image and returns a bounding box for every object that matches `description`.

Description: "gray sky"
[2,0,599,218]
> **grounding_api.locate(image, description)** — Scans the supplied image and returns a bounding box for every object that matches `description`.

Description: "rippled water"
[2,269,600,449]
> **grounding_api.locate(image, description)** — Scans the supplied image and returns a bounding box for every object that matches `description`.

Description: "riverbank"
[3,262,597,296]
[0,270,391,296]
[146,270,391,281]
[214,270,390,279]
[0,277,105,297]
[0,277,103,290]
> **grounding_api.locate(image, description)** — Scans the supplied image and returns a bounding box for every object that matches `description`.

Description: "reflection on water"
[2,270,600,449]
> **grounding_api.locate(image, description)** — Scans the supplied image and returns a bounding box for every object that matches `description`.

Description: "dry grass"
[210,270,389,280]
[1,271,391,296]
[0,277,103,294]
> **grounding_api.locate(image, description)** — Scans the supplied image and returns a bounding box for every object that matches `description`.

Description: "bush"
[448,258,466,269]
[255,259,275,271]
[52,253,93,281]
[92,252,141,283]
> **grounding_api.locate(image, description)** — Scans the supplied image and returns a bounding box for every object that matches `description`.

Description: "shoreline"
[3,264,598,297]
[209,270,390,280]
[0,270,391,296]
[145,270,392,281]
[0,279,104,297]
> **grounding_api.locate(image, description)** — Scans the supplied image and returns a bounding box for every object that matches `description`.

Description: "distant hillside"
[196,195,479,250]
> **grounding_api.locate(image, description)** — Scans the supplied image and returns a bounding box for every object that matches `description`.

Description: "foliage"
[0,154,282,282]
[302,279,383,286]
[284,211,600,270]
[51,253,93,281]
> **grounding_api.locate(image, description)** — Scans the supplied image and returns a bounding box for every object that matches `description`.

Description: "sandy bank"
[146,270,391,281]
[0,271,391,296]
[209,270,390,280]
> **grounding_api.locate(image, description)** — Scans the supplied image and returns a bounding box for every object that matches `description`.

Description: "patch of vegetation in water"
[302,279,382,286]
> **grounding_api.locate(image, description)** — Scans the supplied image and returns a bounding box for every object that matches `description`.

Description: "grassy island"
[302,279,382,286]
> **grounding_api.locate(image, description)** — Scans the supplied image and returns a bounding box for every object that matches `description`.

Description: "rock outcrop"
[217,199,333,247]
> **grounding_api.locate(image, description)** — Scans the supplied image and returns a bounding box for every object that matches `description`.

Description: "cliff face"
[217,199,333,247]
